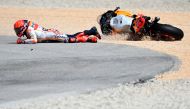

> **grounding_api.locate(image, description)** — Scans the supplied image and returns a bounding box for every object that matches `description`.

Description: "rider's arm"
[23,28,38,44]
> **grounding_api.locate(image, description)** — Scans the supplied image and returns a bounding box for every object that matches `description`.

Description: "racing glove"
[16,38,25,44]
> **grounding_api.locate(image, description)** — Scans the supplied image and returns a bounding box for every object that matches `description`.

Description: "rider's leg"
[67,27,100,38]
[67,32,87,43]
[83,27,101,39]
[67,27,101,43]
[87,36,97,43]
[37,30,69,43]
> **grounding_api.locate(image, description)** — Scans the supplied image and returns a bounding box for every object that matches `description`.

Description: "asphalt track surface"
[0,36,179,104]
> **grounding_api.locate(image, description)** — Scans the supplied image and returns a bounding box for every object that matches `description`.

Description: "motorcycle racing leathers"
[16,21,101,44]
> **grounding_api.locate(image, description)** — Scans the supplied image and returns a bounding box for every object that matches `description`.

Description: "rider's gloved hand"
[16,38,24,44]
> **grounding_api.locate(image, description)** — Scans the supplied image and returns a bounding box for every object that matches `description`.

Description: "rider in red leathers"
[14,20,101,44]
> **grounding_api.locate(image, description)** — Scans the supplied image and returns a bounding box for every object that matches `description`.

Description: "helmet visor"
[14,27,26,37]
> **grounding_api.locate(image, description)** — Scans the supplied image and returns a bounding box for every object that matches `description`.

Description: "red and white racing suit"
[17,21,99,44]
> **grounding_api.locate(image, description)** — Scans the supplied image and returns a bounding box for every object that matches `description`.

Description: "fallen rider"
[14,20,101,44]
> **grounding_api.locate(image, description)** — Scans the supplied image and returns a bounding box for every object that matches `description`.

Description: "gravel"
[0,79,190,109]
[0,0,190,12]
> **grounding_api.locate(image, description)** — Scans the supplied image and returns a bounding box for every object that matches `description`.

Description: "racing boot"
[84,27,101,39]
